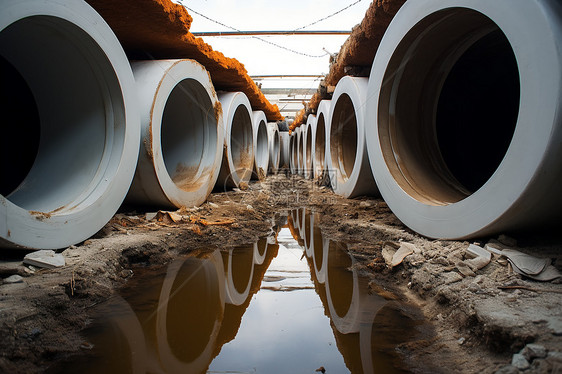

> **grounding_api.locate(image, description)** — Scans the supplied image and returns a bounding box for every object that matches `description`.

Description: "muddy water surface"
[54,209,429,374]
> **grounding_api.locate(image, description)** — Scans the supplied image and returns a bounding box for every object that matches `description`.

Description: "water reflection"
[55,209,429,373]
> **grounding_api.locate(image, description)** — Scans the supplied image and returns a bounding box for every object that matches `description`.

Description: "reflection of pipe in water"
[253,237,268,265]
[302,209,313,257]
[309,213,329,284]
[156,250,226,373]
[287,210,304,245]
[222,245,255,306]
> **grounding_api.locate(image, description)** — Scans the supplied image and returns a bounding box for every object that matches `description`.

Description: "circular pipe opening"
[330,94,358,182]
[378,9,519,205]
[231,106,253,175]
[0,15,127,213]
[315,114,326,175]
[161,78,217,191]
[271,129,280,169]
[255,120,268,176]
[298,130,304,171]
[289,135,296,171]
[305,125,313,171]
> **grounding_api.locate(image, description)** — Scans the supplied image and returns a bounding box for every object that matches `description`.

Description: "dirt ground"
[0,172,561,373]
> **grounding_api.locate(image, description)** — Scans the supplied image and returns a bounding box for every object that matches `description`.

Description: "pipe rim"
[252,111,269,179]
[0,0,139,249]
[304,115,316,179]
[314,100,331,179]
[366,0,562,239]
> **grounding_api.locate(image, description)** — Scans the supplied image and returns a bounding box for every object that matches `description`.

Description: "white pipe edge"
[304,115,316,179]
[0,0,140,249]
[365,0,562,239]
[216,92,254,189]
[251,110,269,180]
[313,100,332,181]
[266,122,280,174]
[328,76,378,198]
[127,59,224,209]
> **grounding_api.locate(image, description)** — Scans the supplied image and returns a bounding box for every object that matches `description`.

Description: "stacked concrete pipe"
[267,122,280,174]
[127,59,224,209]
[313,100,331,182]
[215,92,254,189]
[291,128,300,175]
[365,0,562,239]
[298,126,306,175]
[0,0,140,249]
[279,131,290,169]
[327,77,378,198]
[304,115,316,179]
[251,111,269,180]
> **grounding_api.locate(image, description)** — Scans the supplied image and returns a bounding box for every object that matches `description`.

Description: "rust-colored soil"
[291,0,406,129]
[86,0,283,121]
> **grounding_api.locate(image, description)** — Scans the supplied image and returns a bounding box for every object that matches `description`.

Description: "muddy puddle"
[51,209,432,374]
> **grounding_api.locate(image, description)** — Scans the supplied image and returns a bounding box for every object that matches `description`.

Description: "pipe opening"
[0,16,126,212]
[255,120,268,172]
[161,78,217,192]
[331,94,357,181]
[315,115,326,173]
[305,126,313,170]
[0,55,40,197]
[298,131,304,169]
[378,9,520,205]
[272,130,280,167]
[290,135,296,169]
[231,106,253,179]
[168,259,221,362]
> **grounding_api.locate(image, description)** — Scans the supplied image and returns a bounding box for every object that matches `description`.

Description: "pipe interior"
[298,131,304,167]
[161,78,217,191]
[315,115,326,172]
[290,136,296,168]
[168,258,221,362]
[230,106,253,176]
[272,130,280,166]
[378,9,519,205]
[305,125,313,170]
[330,94,358,181]
[0,16,126,212]
[255,120,268,170]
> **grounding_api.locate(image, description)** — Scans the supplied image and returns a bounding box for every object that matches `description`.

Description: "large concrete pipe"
[304,115,316,179]
[366,0,562,239]
[313,100,332,182]
[0,0,140,249]
[216,92,254,189]
[279,132,290,169]
[290,128,300,175]
[267,122,280,174]
[157,251,226,373]
[327,77,378,198]
[127,59,223,209]
[298,127,305,175]
[251,111,269,180]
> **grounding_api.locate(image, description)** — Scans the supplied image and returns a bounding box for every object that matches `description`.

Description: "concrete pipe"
[366,0,562,239]
[0,0,140,250]
[267,122,280,174]
[279,132,290,169]
[313,100,332,182]
[216,92,254,189]
[127,59,223,209]
[251,111,269,180]
[222,245,255,306]
[327,77,378,198]
[288,132,295,174]
[290,128,300,175]
[298,127,306,176]
[157,250,225,373]
[304,115,316,179]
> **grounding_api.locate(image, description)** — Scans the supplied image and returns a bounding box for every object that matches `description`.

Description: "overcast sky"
[173,0,372,89]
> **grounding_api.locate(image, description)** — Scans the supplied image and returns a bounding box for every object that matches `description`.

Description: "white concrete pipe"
[298,126,306,175]
[267,122,280,174]
[251,111,269,180]
[304,115,316,179]
[290,128,300,174]
[327,77,378,198]
[0,0,140,249]
[157,251,225,373]
[366,0,562,239]
[216,92,254,189]
[279,132,290,169]
[127,59,224,209]
[313,100,332,181]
